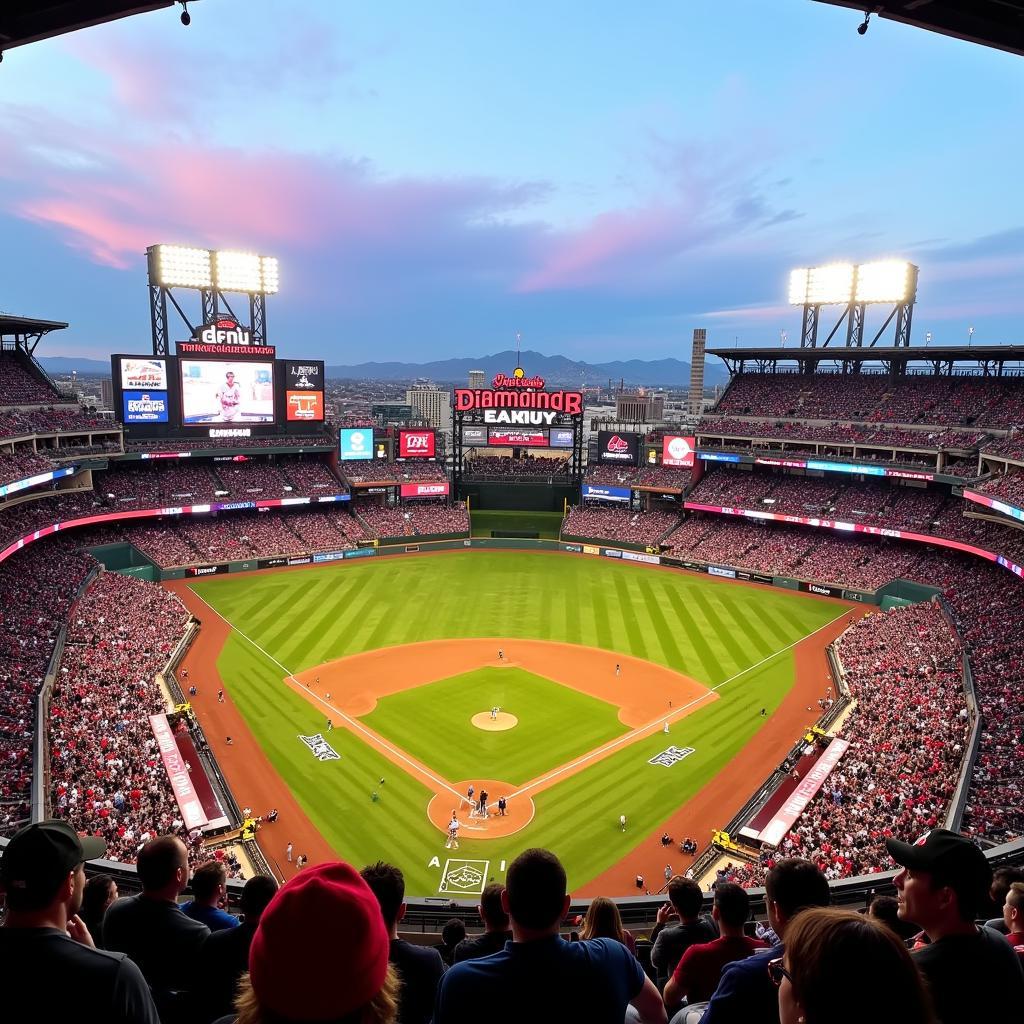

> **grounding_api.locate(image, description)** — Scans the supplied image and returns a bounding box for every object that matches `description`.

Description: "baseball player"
[217,370,242,422]
[446,812,462,849]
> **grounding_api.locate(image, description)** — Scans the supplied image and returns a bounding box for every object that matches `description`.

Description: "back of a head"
[191,860,227,903]
[506,848,566,931]
[713,882,750,929]
[360,862,405,929]
[765,858,830,921]
[480,882,509,930]
[581,896,624,943]
[991,866,1024,913]
[868,895,902,933]
[442,918,467,947]
[136,836,185,893]
[785,908,932,1024]
[668,875,704,919]
[241,874,279,921]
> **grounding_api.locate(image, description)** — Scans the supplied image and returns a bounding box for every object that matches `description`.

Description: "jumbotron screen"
[180,359,275,425]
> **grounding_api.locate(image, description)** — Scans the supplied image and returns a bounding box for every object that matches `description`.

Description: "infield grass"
[191,550,844,893]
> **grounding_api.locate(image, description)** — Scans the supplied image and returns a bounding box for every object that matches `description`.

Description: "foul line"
[508,605,855,800]
[186,586,465,803]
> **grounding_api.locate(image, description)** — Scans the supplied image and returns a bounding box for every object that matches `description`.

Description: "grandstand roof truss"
[0,3,174,54]
[0,314,69,354]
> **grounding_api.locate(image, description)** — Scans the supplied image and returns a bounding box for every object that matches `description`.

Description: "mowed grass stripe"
[636,576,685,668]
[688,589,748,678]
[662,586,726,681]
[612,574,649,660]
[747,599,812,650]
[715,592,775,660]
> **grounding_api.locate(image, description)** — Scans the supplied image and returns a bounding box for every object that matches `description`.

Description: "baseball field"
[172,550,855,896]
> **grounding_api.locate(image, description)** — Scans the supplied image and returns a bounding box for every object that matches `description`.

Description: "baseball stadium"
[3,4,1024,1024]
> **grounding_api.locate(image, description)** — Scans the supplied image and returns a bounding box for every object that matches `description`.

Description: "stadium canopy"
[811,1,1024,58]
[0,313,69,353]
[0,2,174,54]
[706,344,1024,376]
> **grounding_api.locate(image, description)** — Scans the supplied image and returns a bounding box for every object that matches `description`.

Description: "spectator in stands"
[985,866,1024,933]
[580,894,637,954]
[80,872,118,949]
[103,835,210,1022]
[774,907,933,1024]
[223,861,398,1024]
[196,874,279,1023]
[868,894,919,943]
[434,917,467,967]
[0,819,159,1024]
[435,848,666,1024]
[361,861,446,1024]
[453,882,514,963]
[1003,883,1024,964]
[664,882,765,1016]
[650,876,718,987]
[887,829,1024,1023]
[699,858,830,1024]
[183,860,239,932]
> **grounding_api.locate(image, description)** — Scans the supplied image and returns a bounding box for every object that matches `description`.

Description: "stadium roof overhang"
[811,2,1024,58]
[0,314,69,354]
[0,2,174,54]
[706,345,1024,376]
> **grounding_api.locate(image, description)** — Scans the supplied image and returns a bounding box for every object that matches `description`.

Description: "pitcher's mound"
[471,711,518,731]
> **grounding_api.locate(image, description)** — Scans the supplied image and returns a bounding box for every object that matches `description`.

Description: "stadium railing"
[945,650,983,833]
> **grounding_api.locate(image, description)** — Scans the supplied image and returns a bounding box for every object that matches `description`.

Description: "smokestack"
[689,329,707,415]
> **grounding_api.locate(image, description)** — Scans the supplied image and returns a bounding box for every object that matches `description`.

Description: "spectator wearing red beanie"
[216,861,399,1024]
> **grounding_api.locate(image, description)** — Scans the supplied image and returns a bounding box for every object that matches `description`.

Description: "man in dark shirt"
[361,861,446,1024]
[435,848,666,1024]
[699,857,830,1024]
[104,835,210,1023]
[183,860,239,932]
[0,819,159,1024]
[664,882,765,1012]
[888,829,1024,1024]
[195,874,279,1023]
[453,882,514,962]
[650,875,718,987]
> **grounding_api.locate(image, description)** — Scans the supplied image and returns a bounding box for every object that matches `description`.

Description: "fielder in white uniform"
[217,370,242,422]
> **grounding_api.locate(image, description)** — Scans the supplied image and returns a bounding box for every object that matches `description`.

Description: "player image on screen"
[180,359,275,425]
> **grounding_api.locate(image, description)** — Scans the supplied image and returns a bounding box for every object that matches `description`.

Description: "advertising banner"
[598,430,640,465]
[400,482,449,498]
[549,428,575,448]
[399,429,436,458]
[0,466,75,499]
[583,545,601,555]
[187,564,229,576]
[622,550,660,565]
[287,555,312,565]
[123,390,169,423]
[963,488,1024,524]
[708,565,737,579]
[258,557,289,569]
[284,361,323,390]
[489,428,548,447]
[339,428,374,460]
[581,483,631,503]
[662,435,696,468]
[313,550,349,563]
[150,714,209,830]
[120,357,167,391]
[344,548,377,559]
[801,581,843,598]
[462,425,488,446]
[755,456,807,469]
[699,452,743,463]
[180,359,275,425]
[286,391,324,421]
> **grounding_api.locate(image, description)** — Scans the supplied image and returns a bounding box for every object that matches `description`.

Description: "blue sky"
[1,1,1022,362]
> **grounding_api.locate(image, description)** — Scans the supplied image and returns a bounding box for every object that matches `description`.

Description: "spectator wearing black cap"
[0,819,159,1024]
[887,829,1024,1024]
[195,874,279,1023]
[453,883,514,963]
[361,861,447,1024]
[103,835,210,1023]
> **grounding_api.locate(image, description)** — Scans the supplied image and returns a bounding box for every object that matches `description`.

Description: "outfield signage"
[597,431,641,465]
[963,488,1024,523]
[399,429,436,458]
[454,388,584,425]
[582,483,631,503]
[150,713,208,829]
[187,564,229,576]
[622,550,660,565]
[708,565,737,579]
[123,390,169,423]
[489,428,548,447]
[120,357,168,390]
[662,435,696,468]
[339,428,374,460]
[400,482,449,498]
[0,466,75,499]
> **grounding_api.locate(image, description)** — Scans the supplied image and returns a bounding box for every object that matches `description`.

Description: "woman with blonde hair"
[580,895,637,954]
[771,907,933,1024]
[217,861,400,1024]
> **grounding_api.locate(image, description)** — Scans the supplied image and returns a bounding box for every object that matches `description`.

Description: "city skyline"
[2,1,1022,361]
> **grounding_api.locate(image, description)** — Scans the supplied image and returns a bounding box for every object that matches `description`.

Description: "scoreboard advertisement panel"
[489,428,548,447]
[662,435,696,468]
[123,391,169,423]
[462,426,488,446]
[399,429,436,458]
[339,428,374,460]
[286,391,324,421]
[597,430,641,465]
[180,359,275,425]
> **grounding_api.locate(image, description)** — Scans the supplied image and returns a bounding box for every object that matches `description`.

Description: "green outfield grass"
[191,551,844,894]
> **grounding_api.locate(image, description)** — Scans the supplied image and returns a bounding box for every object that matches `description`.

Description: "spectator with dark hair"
[103,835,210,1022]
[435,848,666,1024]
[361,861,446,1024]
[434,918,467,967]
[888,830,1024,1023]
[1003,883,1024,964]
[0,820,159,1024]
[664,882,765,1016]
[580,894,637,954]
[774,907,934,1024]
[651,875,718,987]
[868,894,920,942]
[218,862,399,1024]
[80,872,118,949]
[196,874,279,1023]
[699,858,830,1024]
[453,882,514,963]
[183,860,239,932]
[985,866,1024,933]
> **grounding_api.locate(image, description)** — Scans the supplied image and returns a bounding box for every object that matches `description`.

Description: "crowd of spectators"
[0,353,64,405]
[977,472,1024,509]
[343,461,448,484]
[355,501,469,538]
[463,455,570,480]
[125,435,334,453]
[563,506,679,545]
[724,602,969,885]
[49,572,197,864]
[584,463,691,489]
[0,447,54,487]
[0,406,119,442]
[981,432,1024,463]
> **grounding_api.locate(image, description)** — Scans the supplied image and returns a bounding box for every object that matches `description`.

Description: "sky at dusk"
[1,1,1023,363]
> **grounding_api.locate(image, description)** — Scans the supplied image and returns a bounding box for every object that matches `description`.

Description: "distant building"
[406,384,452,430]
[100,377,114,410]
[468,369,486,389]
[615,393,664,423]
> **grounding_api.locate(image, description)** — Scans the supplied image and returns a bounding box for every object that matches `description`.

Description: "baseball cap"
[885,829,991,889]
[0,819,107,896]
[249,861,389,1020]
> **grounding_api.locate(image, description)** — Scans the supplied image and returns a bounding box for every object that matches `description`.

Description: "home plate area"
[427,779,533,840]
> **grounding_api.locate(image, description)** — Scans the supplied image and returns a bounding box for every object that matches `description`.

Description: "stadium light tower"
[146,244,279,355]
[788,259,918,348]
